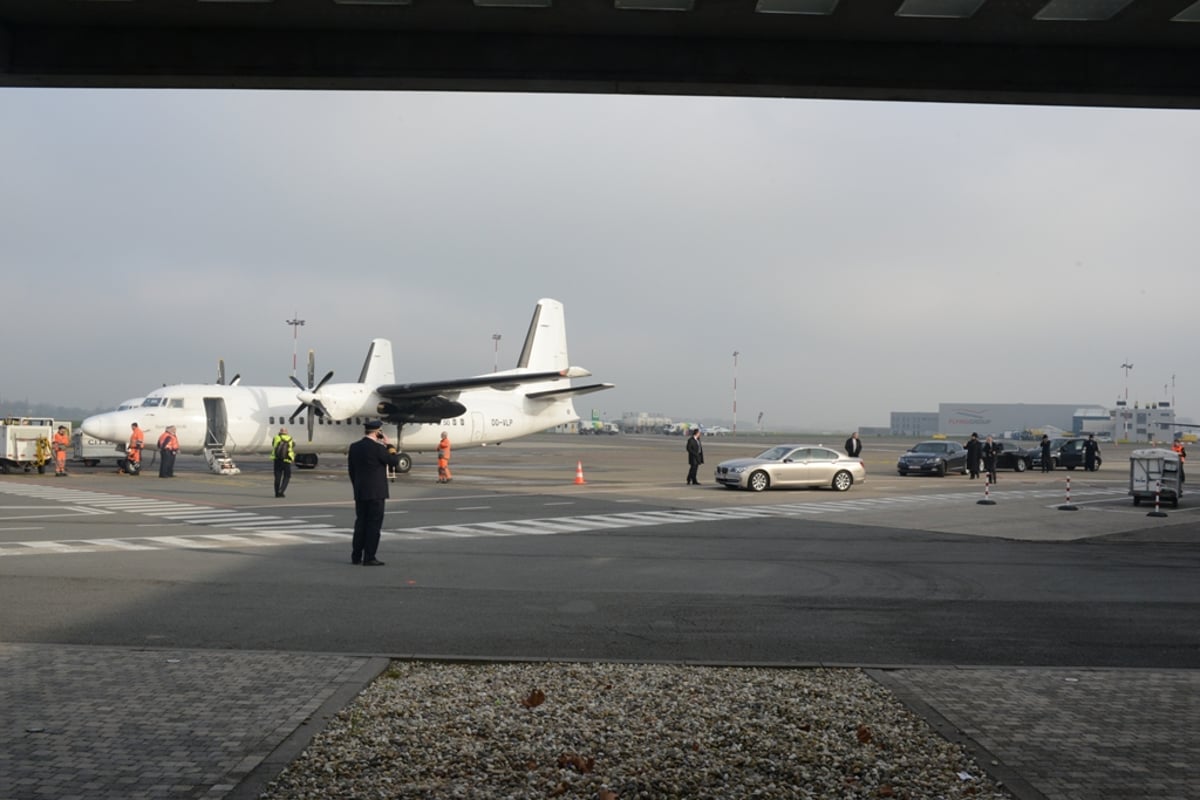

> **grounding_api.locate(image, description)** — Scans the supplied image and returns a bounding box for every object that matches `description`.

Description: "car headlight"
[728,466,746,474]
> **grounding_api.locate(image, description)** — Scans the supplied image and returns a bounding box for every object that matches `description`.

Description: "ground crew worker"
[120,422,145,475]
[272,426,296,497]
[157,425,179,478]
[52,425,70,476]
[436,431,452,483]
[1172,440,1186,461]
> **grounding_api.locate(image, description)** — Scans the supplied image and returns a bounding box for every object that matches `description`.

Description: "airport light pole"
[287,314,305,378]
[732,350,740,436]
[1120,361,1133,440]
[492,333,502,372]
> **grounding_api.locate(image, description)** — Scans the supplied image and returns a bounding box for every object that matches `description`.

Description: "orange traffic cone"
[574,460,587,485]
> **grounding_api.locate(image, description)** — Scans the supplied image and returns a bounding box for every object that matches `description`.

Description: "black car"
[993,441,1033,472]
[1057,438,1103,470]
[897,441,968,477]
[1029,438,1103,470]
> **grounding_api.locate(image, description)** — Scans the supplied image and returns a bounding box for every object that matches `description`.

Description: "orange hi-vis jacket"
[129,427,145,462]
[52,430,70,452]
[158,430,179,452]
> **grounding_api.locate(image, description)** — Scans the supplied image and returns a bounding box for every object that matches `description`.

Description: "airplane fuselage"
[83,380,580,458]
[81,299,612,470]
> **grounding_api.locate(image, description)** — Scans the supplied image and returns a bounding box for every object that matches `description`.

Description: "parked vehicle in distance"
[1028,437,1101,470]
[993,441,1033,472]
[1028,437,1069,470]
[897,441,968,477]
[715,444,865,492]
[1057,438,1102,470]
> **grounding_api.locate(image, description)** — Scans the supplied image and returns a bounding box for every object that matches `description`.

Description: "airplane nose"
[82,413,122,443]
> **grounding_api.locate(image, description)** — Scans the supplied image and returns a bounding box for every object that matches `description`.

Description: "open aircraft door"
[203,398,228,448]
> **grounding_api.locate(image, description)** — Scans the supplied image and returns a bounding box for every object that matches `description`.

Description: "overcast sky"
[3,88,1197,430]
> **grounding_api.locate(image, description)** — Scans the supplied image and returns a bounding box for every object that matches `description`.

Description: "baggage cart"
[1129,448,1183,508]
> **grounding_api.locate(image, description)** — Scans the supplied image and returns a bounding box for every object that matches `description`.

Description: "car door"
[943,443,965,470]
[773,448,810,486]
[804,447,840,486]
[1060,440,1084,468]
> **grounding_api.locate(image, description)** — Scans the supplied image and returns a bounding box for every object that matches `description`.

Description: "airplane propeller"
[289,349,334,442]
[216,359,241,387]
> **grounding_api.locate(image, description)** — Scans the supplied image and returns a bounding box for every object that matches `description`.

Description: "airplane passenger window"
[169,399,184,408]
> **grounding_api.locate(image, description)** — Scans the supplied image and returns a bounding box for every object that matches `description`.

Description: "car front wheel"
[832,470,853,492]
[936,462,947,477]
[748,470,770,492]
[1015,459,1027,473]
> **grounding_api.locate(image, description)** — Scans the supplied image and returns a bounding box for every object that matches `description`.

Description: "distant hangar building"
[938,403,1092,438]
[891,402,1177,440]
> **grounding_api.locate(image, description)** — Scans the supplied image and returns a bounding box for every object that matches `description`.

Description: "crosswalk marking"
[387,487,1128,541]
[0,483,341,557]
[0,481,1129,556]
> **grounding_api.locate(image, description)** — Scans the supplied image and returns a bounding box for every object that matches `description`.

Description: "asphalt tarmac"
[1,433,1196,664]
[2,433,1198,799]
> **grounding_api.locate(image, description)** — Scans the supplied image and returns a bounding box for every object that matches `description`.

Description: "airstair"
[204,445,240,475]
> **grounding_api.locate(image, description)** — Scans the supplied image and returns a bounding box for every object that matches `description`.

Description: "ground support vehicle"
[1129,448,1183,508]
[72,429,123,467]
[0,417,56,474]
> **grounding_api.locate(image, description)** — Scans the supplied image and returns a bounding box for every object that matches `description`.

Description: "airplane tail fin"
[358,338,395,385]
[516,298,569,373]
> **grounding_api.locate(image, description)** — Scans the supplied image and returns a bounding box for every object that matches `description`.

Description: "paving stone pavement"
[2,643,1196,800]
[872,666,1200,800]
[0,644,384,800]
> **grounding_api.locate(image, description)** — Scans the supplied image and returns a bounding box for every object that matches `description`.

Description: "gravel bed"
[262,662,1012,800]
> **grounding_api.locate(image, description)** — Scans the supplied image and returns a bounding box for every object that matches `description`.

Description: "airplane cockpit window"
[142,398,163,407]
[168,398,184,408]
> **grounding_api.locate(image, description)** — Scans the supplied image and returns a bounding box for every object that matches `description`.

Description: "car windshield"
[755,446,794,461]
[909,443,943,453]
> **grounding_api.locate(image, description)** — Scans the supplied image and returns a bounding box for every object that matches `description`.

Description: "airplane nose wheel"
[396,452,412,474]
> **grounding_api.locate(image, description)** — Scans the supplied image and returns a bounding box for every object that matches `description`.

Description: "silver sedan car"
[715,444,866,492]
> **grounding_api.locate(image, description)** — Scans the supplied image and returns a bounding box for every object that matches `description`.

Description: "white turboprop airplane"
[82,298,612,473]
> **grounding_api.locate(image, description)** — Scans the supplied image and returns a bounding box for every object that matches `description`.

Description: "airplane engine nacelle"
[378,397,467,423]
[310,385,381,421]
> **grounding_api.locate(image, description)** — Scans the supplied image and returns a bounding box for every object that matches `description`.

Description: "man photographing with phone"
[347,419,401,566]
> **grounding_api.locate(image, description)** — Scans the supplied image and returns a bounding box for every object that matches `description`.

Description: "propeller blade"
[287,352,328,442]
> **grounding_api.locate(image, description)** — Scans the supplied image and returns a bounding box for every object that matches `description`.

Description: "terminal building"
[890,402,1177,442]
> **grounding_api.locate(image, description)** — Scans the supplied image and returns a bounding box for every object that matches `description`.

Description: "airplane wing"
[525,383,615,400]
[375,369,595,424]
[376,369,578,399]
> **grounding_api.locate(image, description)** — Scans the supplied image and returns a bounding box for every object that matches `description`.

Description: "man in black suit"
[964,432,983,480]
[685,428,704,485]
[347,419,401,566]
[844,432,862,458]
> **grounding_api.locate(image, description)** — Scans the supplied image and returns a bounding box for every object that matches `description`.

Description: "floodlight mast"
[287,315,306,378]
